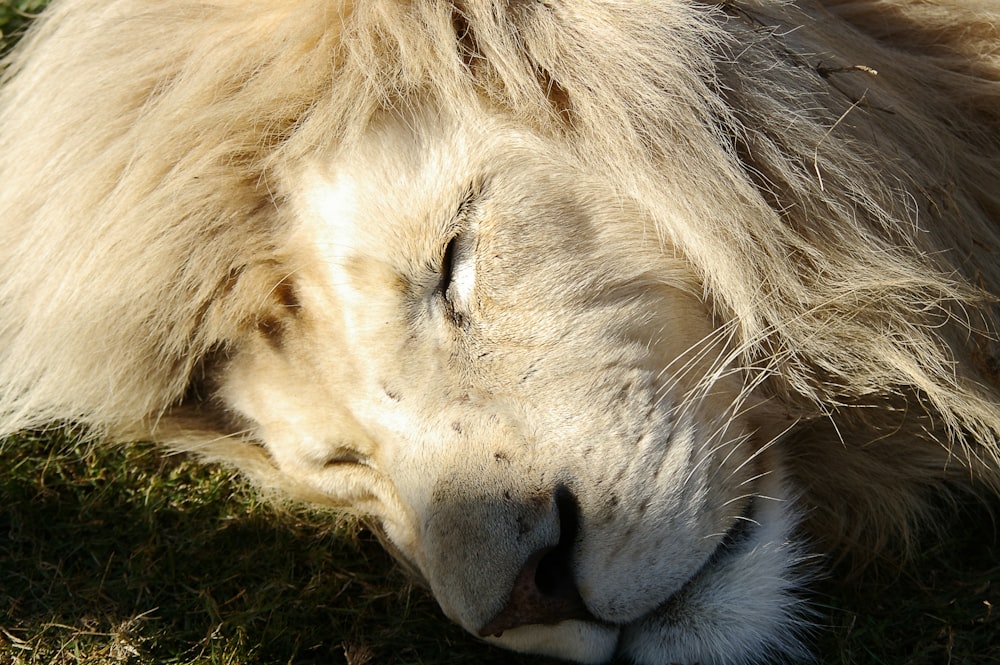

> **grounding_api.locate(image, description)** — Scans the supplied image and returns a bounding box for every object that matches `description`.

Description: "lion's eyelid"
[323,447,371,467]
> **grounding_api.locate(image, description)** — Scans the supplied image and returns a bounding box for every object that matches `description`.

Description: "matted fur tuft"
[1,0,1000,659]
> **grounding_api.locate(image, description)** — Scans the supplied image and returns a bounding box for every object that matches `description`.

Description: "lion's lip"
[688,497,760,576]
[605,497,760,628]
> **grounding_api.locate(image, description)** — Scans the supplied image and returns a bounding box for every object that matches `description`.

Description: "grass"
[1,431,998,665]
[815,512,1000,665]
[0,431,560,665]
[0,0,43,54]
[1,2,999,663]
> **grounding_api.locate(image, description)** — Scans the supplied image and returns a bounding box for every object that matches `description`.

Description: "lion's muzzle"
[477,486,598,637]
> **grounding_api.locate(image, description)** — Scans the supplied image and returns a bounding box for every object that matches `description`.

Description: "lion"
[1,0,998,662]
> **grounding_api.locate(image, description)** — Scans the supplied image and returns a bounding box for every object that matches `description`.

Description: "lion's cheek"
[570,411,735,622]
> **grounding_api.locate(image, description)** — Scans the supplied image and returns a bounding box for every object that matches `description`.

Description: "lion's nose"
[478,487,594,637]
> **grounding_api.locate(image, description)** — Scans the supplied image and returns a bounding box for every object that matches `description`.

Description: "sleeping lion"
[1,0,998,663]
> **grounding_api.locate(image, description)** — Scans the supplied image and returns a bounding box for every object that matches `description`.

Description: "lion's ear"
[197,261,303,354]
[135,261,302,446]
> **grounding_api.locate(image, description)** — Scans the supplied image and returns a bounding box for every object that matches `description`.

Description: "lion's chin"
[487,492,809,665]
[484,621,619,664]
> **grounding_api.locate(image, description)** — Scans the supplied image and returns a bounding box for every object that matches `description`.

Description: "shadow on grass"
[0,433,553,665]
[813,494,1000,665]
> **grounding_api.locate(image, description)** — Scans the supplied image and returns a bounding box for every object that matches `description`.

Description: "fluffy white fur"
[1,1,999,663]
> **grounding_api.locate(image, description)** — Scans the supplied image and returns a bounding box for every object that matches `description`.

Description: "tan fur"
[1,1,999,662]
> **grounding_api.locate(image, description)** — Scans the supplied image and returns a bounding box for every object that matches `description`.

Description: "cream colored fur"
[1,1,998,663]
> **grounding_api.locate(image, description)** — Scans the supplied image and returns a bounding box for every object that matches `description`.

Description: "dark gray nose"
[478,487,594,636]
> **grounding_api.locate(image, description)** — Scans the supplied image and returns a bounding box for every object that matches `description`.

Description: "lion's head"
[1,1,999,663]
[217,107,806,661]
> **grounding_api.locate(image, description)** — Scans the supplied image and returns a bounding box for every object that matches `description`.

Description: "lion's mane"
[1,0,999,559]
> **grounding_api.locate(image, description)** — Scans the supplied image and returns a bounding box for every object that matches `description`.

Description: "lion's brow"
[451,177,490,230]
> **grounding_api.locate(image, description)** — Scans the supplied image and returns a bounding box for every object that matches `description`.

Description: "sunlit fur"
[1,1,999,663]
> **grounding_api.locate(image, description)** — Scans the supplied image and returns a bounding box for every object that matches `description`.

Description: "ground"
[0,432,998,665]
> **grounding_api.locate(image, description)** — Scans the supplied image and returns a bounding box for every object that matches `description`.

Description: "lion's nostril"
[478,486,594,637]
[534,543,575,598]
[535,486,580,596]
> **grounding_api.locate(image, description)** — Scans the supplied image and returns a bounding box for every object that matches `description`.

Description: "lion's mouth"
[615,496,761,625]
[481,495,761,639]
[612,488,810,665]
[478,484,806,665]
[690,498,759,574]
[634,497,760,621]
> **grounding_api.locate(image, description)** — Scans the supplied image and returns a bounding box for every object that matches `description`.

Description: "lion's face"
[219,108,805,664]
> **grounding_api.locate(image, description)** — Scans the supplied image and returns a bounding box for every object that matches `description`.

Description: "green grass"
[815,511,1000,665]
[1,431,998,665]
[1,2,998,663]
[0,431,561,665]
[0,0,44,54]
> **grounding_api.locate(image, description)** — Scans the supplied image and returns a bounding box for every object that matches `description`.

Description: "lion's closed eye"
[324,447,370,468]
[439,231,476,322]
[439,232,460,301]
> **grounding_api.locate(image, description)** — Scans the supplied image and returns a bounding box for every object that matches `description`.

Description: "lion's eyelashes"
[439,232,466,326]
[455,177,490,219]
[436,178,488,322]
